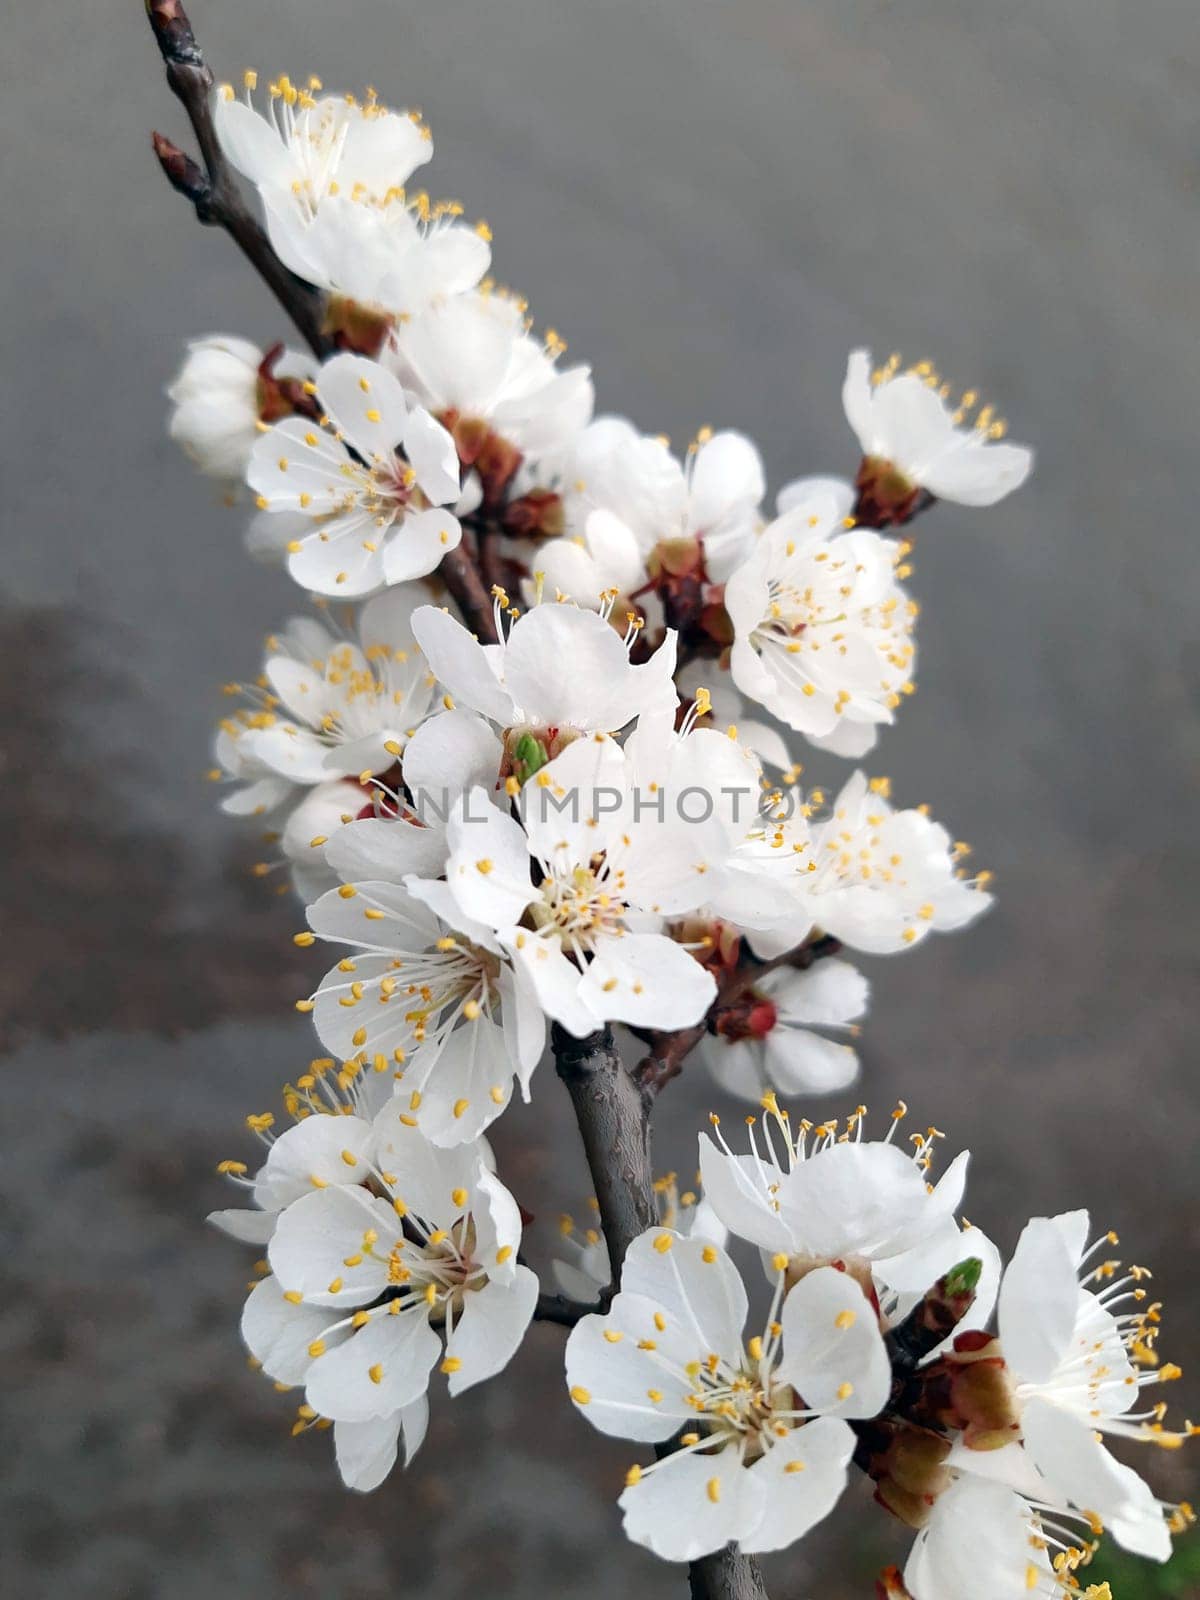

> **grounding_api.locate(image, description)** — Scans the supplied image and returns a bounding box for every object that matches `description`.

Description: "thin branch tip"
[145,0,203,66]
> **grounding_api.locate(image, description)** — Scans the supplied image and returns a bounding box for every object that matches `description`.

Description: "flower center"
[531,861,630,950]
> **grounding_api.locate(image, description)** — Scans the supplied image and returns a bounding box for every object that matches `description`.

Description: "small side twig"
[440,541,501,644]
[533,1290,602,1328]
[145,0,332,356]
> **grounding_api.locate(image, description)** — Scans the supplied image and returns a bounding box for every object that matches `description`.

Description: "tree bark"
[552,1024,655,1273]
[552,1024,771,1600]
[688,1545,771,1600]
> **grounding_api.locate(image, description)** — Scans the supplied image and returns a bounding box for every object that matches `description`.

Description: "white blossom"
[730,771,991,958]
[699,960,868,1103]
[561,418,765,584]
[271,195,489,326]
[963,1211,1184,1557]
[215,76,432,207]
[565,1230,889,1560]
[724,483,915,756]
[248,353,462,596]
[387,290,594,469]
[303,874,544,1146]
[250,1107,536,1483]
[411,597,678,741]
[167,334,312,479]
[904,1474,1095,1600]
[844,348,1033,510]
[700,1103,978,1304]
[437,734,722,1036]
[213,588,437,820]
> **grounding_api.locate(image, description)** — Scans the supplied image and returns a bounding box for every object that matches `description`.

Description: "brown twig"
[440,542,501,643]
[688,1545,770,1600]
[533,1289,602,1328]
[145,0,332,356]
[552,1024,656,1278]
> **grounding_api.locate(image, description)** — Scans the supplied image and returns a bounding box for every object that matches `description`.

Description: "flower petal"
[742,1416,855,1553]
[776,1267,890,1418]
[444,1265,538,1395]
[618,1446,764,1563]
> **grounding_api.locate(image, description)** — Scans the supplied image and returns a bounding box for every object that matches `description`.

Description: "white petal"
[502,928,596,1037]
[253,1113,376,1213]
[208,1207,276,1246]
[410,1016,514,1146]
[619,1446,764,1563]
[905,1476,1046,1600]
[762,960,869,1026]
[741,1417,855,1553]
[380,507,462,585]
[444,1266,538,1394]
[778,1141,935,1262]
[411,606,515,724]
[213,96,291,188]
[503,605,633,731]
[840,350,876,455]
[444,790,534,928]
[403,710,502,814]
[697,1137,794,1256]
[334,1413,403,1492]
[619,1230,747,1362]
[1020,1396,1134,1519]
[920,439,1033,507]
[701,1037,768,1103]
[996,1216,1080,1385]
[318,354,409,461]
[369,1103,483,1225]
[565,1296,696,1442]
[241,1276,341,1385]
[776,1267,890,1418]
[325,816,448,884]
[268,1185,398,1308]
[580,933,716,1031]
[776,474,855,521]
[403,407,461,505]
[1107,1461,1173,1562]
[305,1305,442,1422]
[761,1029,860,1097]
[470,1165,524,1281]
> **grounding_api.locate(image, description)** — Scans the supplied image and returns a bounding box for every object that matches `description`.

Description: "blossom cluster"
[156,39,1190,1599]
[567,1104,1194,1591]
[176,80,1025,1109]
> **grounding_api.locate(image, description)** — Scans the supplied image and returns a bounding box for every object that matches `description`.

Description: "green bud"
[942,1256,983,1300]
[512,733,549,785]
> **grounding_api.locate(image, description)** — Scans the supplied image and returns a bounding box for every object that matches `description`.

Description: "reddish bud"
[853,455,933,529]
[714,992,778,1042]
[151,131,209,205]
[323,295,395,359]
[502,489,564,539]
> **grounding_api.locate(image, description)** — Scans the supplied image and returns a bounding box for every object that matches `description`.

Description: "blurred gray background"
[2,1,1198,1595]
